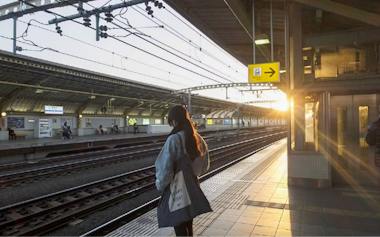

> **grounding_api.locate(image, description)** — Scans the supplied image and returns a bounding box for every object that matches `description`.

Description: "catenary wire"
[133,5,246,76]
[18,0,229,85]
[131,5,247,80]
[1,34,190,87]
[81,1,237,84]
[16,19,204,85]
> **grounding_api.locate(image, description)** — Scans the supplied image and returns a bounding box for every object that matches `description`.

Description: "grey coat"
[155,131,210,191]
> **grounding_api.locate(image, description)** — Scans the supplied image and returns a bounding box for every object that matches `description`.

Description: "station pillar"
[0,114,7,140]
[287,1,331,188]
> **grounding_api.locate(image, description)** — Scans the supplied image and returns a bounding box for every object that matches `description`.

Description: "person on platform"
[155,105,211,236]
[62,122,73,139]
[8,127,16,140]
[99,125,104,135]
[113,124,120,134]
[365,116,380,167]
[133,123,139,134]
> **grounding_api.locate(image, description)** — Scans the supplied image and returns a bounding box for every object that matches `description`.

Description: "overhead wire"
[83,1,235,84]
[18,0,230,85]
[135,6,246,77]
[84,1,255,93]
[1,34,190,87]
[164,7,246,67]
[16,19,204,85]
[131,5,247,79]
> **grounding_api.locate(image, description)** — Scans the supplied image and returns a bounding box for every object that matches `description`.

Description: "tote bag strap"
[177,134,195,171]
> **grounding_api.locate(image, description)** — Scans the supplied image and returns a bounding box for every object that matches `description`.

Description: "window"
[142,119,150,125]
[215,120,223,125]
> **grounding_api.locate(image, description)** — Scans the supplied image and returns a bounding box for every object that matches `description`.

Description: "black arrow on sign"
[265,68,276,77]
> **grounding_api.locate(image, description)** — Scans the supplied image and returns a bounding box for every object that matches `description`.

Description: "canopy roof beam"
[294,0,380,27]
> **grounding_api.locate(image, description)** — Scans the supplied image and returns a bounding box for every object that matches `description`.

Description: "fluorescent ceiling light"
[35,89,43,94]
[255,39,270,45]
[280,70,286,74]
[255,33,270,45]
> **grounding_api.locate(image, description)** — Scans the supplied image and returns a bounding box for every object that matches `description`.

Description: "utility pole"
[188,90,191,115]
[47,0,165,41]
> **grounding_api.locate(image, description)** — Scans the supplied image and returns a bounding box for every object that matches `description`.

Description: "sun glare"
[273,100,288,111]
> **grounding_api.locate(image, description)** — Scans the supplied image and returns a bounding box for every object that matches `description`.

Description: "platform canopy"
[165,0,380,91]
[0,50,283,118]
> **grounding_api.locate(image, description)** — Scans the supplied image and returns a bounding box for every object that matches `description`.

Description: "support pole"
[252,0,256,64]
[237,103,240,136]
[188,90,191,115]
[270,0,274,62]
[285,0,291,152]
[13,16,17,54]
[96,14,100,41]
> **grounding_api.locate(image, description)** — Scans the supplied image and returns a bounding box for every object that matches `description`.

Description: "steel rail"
[0,129,279,187]
[0,132,286,236]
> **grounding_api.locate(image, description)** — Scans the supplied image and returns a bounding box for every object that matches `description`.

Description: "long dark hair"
[168,105,203,161]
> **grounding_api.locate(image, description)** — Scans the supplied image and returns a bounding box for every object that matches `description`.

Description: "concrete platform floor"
[107,139,380,236]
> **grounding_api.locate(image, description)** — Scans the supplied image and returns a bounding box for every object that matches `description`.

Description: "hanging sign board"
[45,105,63,114]
[248,62,280,83]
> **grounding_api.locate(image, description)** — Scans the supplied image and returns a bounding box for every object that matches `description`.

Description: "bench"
[97,128,108,135]
[9,132,27,140]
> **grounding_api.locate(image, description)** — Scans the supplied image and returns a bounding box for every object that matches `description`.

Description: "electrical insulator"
[153,1,164,9]
[83,17,91,27]
[100,32,108,38]
[55,25,62,35]
[99,25,108,31]
[105,12,113,22]
[15,46,23,52]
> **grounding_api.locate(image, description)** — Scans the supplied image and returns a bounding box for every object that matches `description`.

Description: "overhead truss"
[173,82,277,94]
[0,0,96,21]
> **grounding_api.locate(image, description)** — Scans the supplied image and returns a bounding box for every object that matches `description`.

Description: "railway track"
[0,131,285,236]
[0,129,281,188]
[0,128,275,172]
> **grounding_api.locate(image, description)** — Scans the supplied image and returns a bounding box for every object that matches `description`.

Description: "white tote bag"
[169,170,192,212]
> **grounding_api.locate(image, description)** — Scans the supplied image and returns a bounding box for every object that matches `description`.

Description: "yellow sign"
[128,118,137,125]
[248,62,280,83]
[207,119,213,125]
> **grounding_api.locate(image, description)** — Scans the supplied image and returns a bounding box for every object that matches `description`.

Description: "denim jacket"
[155,131,210,191]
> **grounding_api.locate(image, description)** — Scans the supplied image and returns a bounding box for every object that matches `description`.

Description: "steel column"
[270,0,274,62]
[13,16,17,54]
[285,0,291,152]
[252,0,255,64]
[188,90,191,115]
[96,14,100,41]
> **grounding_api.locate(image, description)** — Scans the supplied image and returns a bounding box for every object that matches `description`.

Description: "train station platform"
[105,139,380,237]
[0,126,275,151]
[0,131,168,151]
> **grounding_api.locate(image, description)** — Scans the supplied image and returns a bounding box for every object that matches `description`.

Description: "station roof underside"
[164,0,380,89]
[0,50,282,117]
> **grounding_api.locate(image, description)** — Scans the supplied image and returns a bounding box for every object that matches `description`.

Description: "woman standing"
[155,105,211,236]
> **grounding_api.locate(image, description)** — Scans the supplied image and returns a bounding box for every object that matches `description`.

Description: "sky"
[0,0,287,111]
